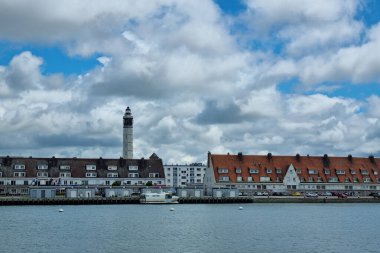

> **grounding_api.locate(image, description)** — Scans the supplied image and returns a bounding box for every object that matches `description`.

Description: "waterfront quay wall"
[1,196,380,205]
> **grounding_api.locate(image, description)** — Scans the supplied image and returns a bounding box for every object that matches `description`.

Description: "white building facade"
[164,163,207,187]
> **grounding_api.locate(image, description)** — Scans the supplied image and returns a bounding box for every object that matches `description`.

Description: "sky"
[0,0,380,164]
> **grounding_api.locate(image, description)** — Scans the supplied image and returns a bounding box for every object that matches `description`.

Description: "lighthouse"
[123,107,133,159]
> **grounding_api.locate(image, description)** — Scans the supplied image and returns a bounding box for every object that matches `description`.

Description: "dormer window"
[266,169,272,174]
[218,168,228,173]
[37,172,48,178]
[308,169,318,175]
[361,170,369,175]
[249,169,259,174]
[86,165,96,170]
[86,172,97,178]
[363,177,371,183]
[107,165,118,171]
[14,164,25,170]
[344,177,350,183]
[149,173,160,178]
[328,177,338,183]
[60,165,70,170]
[324,169,330,175]
[235,168,242,174]
[107,173,118,178]
[14,172,26,177]
[37,165,48,170]
[276,169,282,174]
[219,176,230,182]
[296,169,302,174]
[336,170,346,175]
[128,173,139,178]
[59,172,71,178]
[237,176,243,182]
[129,166,138,171]
[350,169,357,175]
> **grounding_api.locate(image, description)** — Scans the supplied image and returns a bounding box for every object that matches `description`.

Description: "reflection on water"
[0,203,379,253]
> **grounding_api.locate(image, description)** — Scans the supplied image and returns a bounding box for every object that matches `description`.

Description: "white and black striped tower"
[123,107,133,159]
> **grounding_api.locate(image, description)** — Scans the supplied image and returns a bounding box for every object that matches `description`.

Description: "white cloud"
[0,0,380,163]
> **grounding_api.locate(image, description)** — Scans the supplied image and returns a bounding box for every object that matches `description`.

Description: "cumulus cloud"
[0,0,379,163]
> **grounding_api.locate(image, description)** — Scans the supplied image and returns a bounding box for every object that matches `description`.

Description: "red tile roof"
[208,153,380,184]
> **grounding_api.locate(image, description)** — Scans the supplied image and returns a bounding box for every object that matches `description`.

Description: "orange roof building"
[205,152,380,195]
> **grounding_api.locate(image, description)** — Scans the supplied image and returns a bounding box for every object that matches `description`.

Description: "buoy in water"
[59,209,64,212]
[170,208,175,211]
[239,206,243,210]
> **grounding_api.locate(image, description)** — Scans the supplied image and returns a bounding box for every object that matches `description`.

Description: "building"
[204,152,380,195]
[164,163,207,187]
[0,154,166,195]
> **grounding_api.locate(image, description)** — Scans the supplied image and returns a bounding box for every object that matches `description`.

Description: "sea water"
[0,203,379,253]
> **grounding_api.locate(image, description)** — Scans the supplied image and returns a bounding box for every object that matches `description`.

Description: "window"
[219,176,230,182]
[235,168,242,174]
[354,177,359,183]
[317,177,322,182]
[37,172,48,177]
[107,173,119,178]
[60,165,70,170]
[308,169,318,175]
[328,177,338,182]
[237,176,242,182]
[128,173,139,178]
[374,170,378,176]
[37,165,48,170]
[85,172,97,178]
[336,170,346,175]
[0,181,4,185]
[218,168,228,173]
[129,166,138,171]
[344,177,350,183]
[276,169,282,174]
[361,170,369,175]
[260,177,271,182]
[350,169,357,175]
[24,181,28,185]
[295,169,301,174]
[59,172,71,178]
[0,172,2,177]
[14,172,26,177]
[247,176,253,182]
[249,169,259,174]
[167,168,171,171]
[308,177,314,182]
[149,173,160,178]
[266,169,272,174]
[107,165,118,171]
[324,169,330,175]
[363,177,371,183]
[86,165,96,170]
[14,164,25,170]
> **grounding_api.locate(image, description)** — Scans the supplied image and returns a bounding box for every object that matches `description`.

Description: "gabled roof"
[209,153,380,184]
[0,156,164,178]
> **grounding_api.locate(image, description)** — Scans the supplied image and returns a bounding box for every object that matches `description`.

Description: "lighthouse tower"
[123,107,133,159]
